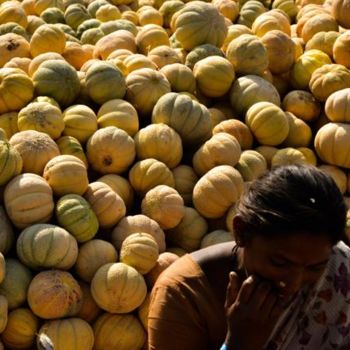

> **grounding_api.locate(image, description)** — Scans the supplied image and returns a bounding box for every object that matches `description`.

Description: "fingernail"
[246,275,254,283]
[229,272,236,282]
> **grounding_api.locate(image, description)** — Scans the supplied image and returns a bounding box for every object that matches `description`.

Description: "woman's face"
[242,232,333,298]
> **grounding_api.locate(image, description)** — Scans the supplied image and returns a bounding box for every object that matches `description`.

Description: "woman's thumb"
[225,271,239,308]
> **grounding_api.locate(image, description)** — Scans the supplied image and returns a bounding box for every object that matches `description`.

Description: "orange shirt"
[148,253,228,350]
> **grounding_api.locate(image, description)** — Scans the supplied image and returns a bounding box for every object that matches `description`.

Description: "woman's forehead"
[249,232,333,265]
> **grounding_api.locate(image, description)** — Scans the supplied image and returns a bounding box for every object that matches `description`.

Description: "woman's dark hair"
[234,164,347,245]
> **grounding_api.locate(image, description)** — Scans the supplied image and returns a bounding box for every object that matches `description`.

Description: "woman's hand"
[224,272,285,350]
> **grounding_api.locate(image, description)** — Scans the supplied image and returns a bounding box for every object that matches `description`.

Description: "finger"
[269,297,285,322]
[249,281,272,310]
[225,271,239,308]
[237,275,259,304]
[260,291,279,319]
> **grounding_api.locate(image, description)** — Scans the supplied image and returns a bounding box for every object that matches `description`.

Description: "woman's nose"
[279,271,305,296]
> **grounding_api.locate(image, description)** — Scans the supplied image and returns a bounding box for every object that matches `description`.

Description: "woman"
[148,164,350,350]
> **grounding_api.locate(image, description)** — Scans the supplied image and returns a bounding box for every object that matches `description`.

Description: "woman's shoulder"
[191,241,237,263]
[190,241,237,276]
[153,241,236,291]
[153,252,205,288]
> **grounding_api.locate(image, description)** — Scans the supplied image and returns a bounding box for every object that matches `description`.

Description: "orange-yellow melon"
[27,270,82,319]
[91,262,147,313]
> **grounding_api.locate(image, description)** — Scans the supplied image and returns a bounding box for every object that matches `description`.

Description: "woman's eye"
[270,259,289,268]
[308,264,327,273]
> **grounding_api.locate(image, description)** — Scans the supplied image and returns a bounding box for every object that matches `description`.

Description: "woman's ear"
[233,215,246,246]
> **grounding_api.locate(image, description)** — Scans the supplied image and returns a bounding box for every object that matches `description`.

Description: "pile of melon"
[0,0,349,347]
